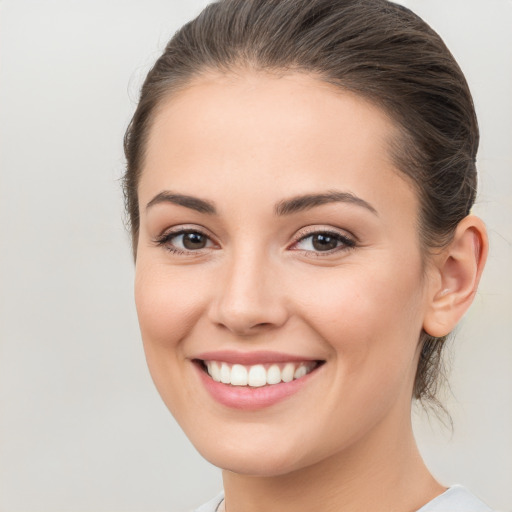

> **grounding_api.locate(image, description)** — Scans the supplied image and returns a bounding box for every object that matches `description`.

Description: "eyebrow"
[146,189,378,216]
[274,190,378,216]
[146,191,216,214]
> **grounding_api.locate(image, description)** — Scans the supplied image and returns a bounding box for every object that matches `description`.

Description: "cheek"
[293,256,425,375]
[285,259,426,445]
[133,260,212,386]
[134,260,215,419]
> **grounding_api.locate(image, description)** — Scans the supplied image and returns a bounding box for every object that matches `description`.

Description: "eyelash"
[292,229,356,257]
[153,229,214,256]
[153,227,356,257]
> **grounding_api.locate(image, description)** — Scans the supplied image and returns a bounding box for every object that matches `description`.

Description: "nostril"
[253,322,273,329]
[207,283,290,335]
[215,321,274,337]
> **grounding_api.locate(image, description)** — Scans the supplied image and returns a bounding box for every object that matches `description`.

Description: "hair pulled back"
[123,0,479,405]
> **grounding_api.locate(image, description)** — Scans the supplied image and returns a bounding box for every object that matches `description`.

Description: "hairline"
[130,66,438,266]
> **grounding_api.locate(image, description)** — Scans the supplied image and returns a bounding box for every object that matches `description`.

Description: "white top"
[194,485,493,512]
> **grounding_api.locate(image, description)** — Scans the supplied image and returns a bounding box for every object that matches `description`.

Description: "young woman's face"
[135,72,431,476]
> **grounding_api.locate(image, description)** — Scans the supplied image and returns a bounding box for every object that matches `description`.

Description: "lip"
[194,350,319,365]
[191,352,324,410]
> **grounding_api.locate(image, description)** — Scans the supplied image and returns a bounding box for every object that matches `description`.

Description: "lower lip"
[194,362,321,410]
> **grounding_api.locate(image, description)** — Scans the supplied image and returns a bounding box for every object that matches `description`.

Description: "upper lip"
[193,350,322,365]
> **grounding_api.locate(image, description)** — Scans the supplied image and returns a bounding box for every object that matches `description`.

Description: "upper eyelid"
[290,230,356,251]
[156,225,354,241]
[153,228,217,255]
[292,225,356,243]
[156,225,215,241]
[155,225,356,254]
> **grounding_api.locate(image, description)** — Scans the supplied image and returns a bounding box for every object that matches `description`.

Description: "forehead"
[139,71,417,220]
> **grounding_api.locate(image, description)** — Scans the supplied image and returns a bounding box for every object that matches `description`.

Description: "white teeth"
[281,363,295,383]
[230,364,248,386]
[203,360,317,387]
[220,363,231,384]
[294,365,307,379]
[248,365,267,387]
[266,364,281,385]
[209,361,221,382]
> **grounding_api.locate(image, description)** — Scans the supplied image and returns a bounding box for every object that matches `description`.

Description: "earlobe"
[423,215,488,338]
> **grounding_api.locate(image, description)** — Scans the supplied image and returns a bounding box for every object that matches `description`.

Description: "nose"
[208,248,289,337]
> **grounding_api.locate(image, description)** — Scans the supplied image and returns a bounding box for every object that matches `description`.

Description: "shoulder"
[192,487,493,512]
[417,485,494,512]
[193,491,224,512]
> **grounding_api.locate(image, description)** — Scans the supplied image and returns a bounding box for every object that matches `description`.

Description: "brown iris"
[182,232,208,250]
[311,233,339,251]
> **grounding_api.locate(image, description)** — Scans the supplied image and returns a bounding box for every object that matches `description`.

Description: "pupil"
[183,232,206,249]
[312,234,337,251]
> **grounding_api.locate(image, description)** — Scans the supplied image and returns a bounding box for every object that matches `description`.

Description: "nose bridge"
[209,239,287,335]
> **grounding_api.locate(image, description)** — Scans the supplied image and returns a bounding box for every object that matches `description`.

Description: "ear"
[423,215,488,338]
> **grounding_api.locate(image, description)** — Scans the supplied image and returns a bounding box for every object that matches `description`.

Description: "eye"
[154,228,215,254]
[292,229,356,254]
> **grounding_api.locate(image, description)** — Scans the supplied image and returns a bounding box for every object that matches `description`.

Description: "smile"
[193,352,325,409]
[201,360,320,387]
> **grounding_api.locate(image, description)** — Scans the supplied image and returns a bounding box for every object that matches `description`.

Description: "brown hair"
[123,0,479,405]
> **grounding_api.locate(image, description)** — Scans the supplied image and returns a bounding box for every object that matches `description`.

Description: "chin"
[193,436,311,477]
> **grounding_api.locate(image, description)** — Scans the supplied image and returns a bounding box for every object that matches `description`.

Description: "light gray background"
[0,1,510,511]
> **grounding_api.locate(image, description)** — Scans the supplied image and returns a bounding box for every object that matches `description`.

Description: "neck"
[222,413,444,512]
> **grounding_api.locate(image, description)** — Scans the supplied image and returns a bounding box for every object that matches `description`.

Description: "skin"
[134,71,487,512]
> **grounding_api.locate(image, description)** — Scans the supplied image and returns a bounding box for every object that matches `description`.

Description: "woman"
[123,1,491,510]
